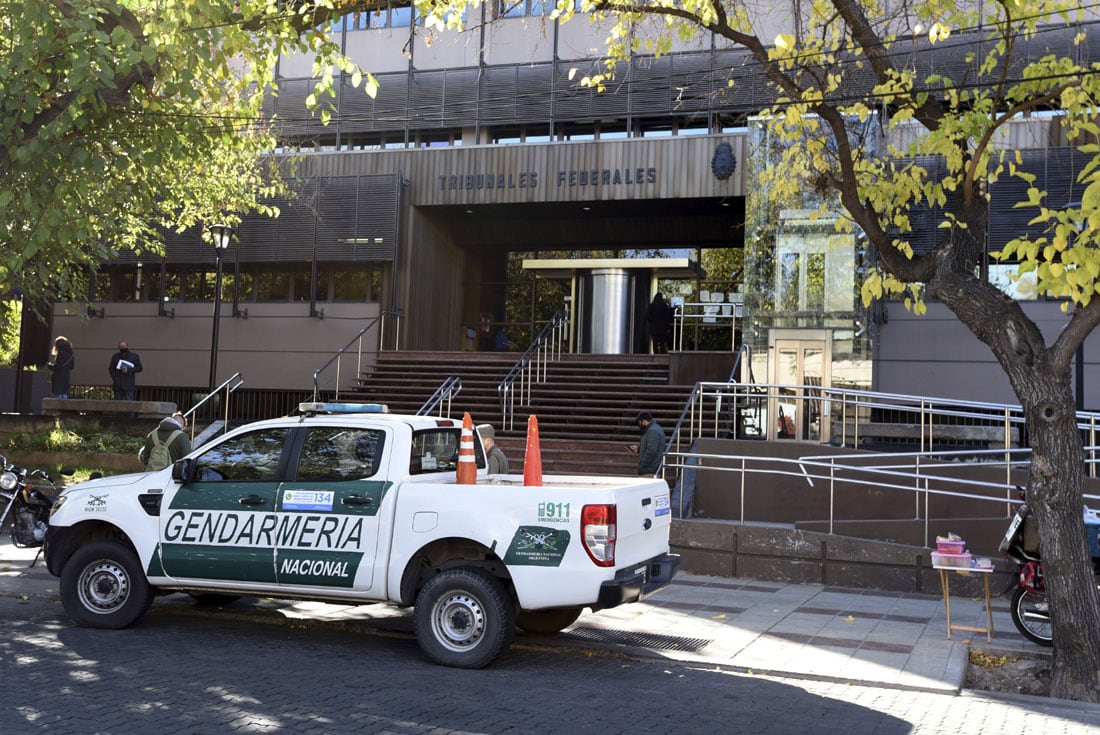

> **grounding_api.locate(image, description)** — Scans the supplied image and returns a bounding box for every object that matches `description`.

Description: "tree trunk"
[1024,397,1100,700]
[923,201,1100,701]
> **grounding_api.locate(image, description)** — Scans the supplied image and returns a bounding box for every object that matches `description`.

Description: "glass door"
[770,332,831,442]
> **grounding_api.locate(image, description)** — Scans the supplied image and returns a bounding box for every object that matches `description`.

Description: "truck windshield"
[410,428,485,475]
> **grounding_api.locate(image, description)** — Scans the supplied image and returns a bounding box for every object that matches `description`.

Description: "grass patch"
[2,425,138,455]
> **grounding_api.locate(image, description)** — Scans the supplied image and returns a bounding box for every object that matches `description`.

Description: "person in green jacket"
[631,411,665,476]
[139,412,192,471]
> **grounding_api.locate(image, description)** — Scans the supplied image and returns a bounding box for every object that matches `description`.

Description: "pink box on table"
[936,540,966,554]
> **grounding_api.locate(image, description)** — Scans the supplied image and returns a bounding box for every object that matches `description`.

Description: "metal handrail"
[662,445,1100,544]
[665,343,755,478]
[497,310,569,431]
[183,372,244,441]
[672,300,742,352]
[672,380,1033,446]
[418,376,462,417]
[727,342,754,383]
[312,313,387,400]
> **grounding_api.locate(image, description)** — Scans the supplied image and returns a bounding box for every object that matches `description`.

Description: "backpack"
[147,429,183,471]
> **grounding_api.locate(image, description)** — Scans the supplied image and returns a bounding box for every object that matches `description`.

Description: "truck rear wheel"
[415,567,515,668]
[60,541,154,629]
[517,606,583,635]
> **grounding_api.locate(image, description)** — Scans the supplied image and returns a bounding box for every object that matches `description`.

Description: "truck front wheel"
[60,541,154,629]
[415,568,515,668]
[517,606,583,635]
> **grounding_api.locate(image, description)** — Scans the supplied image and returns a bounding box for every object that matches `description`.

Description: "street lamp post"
[207,224,233,397]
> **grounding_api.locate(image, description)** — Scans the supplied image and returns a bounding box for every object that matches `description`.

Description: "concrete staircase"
[345,351,694,476]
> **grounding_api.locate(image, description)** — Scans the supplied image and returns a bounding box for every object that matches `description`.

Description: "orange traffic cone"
[523,414,543,487]
[457,412,477,485]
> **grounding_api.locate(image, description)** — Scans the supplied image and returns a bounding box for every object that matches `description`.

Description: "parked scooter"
[999,489,1100,646]
[0,455,65,564]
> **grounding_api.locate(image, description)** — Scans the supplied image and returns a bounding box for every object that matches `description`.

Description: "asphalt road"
[1,592,1098,735]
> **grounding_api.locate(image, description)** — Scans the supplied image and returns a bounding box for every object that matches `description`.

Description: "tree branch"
[1053,299,1100,372]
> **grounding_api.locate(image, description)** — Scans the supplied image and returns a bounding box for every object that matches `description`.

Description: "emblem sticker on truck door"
[503,526,570,567]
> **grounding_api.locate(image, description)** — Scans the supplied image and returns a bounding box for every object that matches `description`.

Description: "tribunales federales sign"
[302,134,746,206]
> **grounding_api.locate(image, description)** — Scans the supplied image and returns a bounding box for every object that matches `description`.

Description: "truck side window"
[193,428,290,482]
[296,428,385,481]
[410,428,486,474]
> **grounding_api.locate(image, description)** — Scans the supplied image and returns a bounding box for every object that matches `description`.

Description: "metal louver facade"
[109,174,403,265]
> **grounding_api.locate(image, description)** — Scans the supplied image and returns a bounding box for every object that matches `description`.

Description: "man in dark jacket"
[478,424,510,474]
[631,411,665,476]
[108,341,143,400]
[139,412,192,471]
[646,293,674,354]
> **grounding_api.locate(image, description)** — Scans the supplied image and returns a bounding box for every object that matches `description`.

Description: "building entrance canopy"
[523,258,703,354]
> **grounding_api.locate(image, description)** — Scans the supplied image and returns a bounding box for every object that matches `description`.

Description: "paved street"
[2,547,1100,735]
[0,594,1095,735]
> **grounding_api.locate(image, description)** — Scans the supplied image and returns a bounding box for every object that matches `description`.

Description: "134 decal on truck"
[44,403,679,668]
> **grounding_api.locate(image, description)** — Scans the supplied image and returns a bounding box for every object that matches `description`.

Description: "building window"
[391,6,412,26]
[333,267,382,301]
[255,271,291,301]
[497,0,525,18]
[989,264,1039,300]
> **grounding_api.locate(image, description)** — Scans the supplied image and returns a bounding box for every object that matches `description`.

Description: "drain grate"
[564,626,712,652]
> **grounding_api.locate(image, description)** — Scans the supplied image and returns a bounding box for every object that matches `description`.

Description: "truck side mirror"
[172,458,194,483]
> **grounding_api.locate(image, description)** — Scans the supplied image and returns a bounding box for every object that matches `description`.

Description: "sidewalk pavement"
[0,539,1046,694]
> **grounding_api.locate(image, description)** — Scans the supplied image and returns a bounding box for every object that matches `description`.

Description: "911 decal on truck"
[44,403,679,668]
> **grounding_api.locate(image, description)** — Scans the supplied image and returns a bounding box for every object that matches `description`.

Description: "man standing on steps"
[478,424,509,474]
[630,411,665,476]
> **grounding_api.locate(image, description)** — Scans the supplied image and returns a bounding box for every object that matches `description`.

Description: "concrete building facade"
[30,8,1100,416]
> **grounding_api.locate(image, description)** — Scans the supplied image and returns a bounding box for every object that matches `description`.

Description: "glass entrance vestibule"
[522,257,704,354]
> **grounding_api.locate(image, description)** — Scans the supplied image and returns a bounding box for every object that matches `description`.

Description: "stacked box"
[936,540,966,554]
[931,551,973,568]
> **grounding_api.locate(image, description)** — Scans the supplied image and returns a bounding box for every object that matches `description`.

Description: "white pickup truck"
[44,403,679,668]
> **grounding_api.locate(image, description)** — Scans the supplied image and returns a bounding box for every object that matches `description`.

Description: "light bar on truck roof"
[299,402,390,415]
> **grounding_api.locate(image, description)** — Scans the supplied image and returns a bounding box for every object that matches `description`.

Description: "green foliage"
[0,1,381,312]
[0,300,20,367]
[2,426,138,455]
[585,0,1097,313]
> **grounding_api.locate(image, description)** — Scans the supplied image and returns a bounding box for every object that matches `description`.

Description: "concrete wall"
[672,519,1005,597]
[876,300,1100,409]
[402,212,468,351]
[50,302,382,392]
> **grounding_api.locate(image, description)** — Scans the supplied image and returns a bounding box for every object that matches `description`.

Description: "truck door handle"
[238,495,267,506]
[342,495,374,506]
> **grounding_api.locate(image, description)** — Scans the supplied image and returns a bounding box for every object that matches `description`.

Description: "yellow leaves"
[775,33,795,51]
[928,22,952,44]
[363,73,379,99]
[970,649,1018,669]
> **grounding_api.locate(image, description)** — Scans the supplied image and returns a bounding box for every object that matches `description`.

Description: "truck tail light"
[581,504,616,567]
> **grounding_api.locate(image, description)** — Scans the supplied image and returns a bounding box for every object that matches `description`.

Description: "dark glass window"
[296,428,386,481]
[256,271,291,301]
[409,428,485,474]
[194,429,290,482]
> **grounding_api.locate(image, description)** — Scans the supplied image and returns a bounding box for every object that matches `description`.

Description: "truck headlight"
[49,494,68,517]
[0,471,17,491]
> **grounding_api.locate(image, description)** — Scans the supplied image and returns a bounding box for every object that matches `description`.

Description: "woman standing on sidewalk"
[47,336,75,400]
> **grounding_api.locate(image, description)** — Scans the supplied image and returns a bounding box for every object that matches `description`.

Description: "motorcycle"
[0,455,65,564]
[999,489,1100,646]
